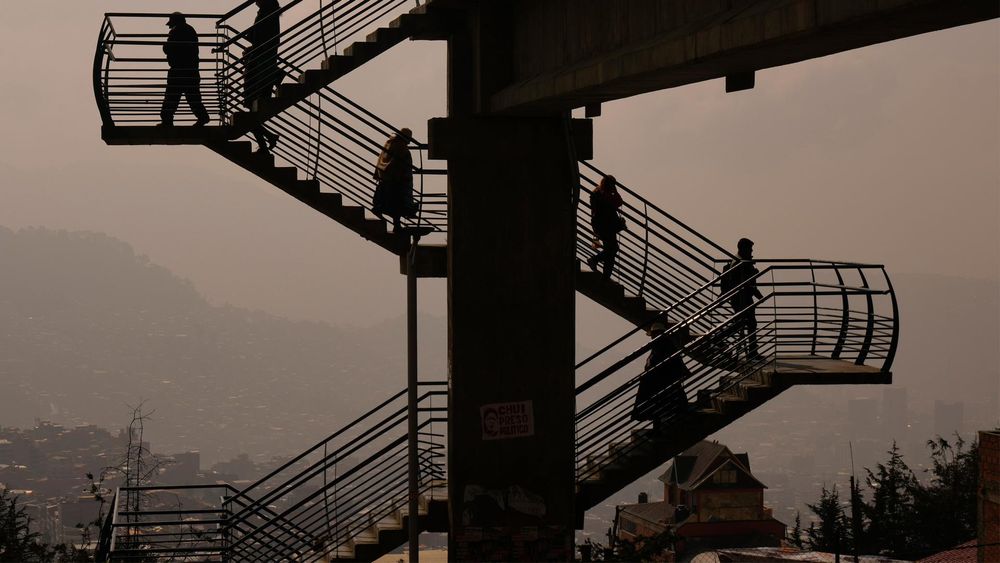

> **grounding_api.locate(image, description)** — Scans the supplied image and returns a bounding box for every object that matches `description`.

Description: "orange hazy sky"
[0,3,996,349]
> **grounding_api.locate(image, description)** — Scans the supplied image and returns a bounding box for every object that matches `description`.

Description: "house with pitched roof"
[614,441,785,557]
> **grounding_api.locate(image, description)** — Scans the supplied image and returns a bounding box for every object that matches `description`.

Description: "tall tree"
[806,485,850,553]
[0,489,39,561]
[788,512,805,549]
[863,442,917,557]
[908,436,979,556]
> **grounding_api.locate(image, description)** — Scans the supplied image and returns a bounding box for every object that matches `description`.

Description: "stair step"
[271,166,298,181]
[321,54,355,72]
[367,26,408,44]
[248,151,274,169]
[298,68,332,86]
[340,205,366,222]
[276,82,308,100]
[364,218,388,234]
[294,179,320,194]
[225,140,253,157]
[312,192,343,211]
[344,41,380,59]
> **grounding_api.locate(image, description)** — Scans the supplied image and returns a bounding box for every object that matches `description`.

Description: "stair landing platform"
[102,125,234,145]
[765,356,891,385]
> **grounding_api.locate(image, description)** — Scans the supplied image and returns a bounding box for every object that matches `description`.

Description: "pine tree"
[806,484,850,553]
[908,436,979,556]
[863,442,917,558]
[788,512,805,549]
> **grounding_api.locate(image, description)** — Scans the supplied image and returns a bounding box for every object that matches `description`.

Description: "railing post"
[831,266,849,359]
[221,494,232,563]
[856,268,875,365]
[810,260,818,356]
[638,201,650,297]
[407,233,420,563]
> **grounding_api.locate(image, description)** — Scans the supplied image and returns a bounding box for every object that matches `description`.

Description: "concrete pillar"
[428,115,585,561]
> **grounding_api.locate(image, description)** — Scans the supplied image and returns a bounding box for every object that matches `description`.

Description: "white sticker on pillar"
[481,401,534,440]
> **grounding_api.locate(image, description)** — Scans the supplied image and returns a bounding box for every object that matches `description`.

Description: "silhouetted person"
[587,175,626,280]
[722,237,764,359]
[372,128,415,231]
[244,0,282,153]
[160,13,210,127]
[632,321,691,428]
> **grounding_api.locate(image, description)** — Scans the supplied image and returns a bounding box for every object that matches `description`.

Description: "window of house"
[712,468,737,484]
[621,518,637,534]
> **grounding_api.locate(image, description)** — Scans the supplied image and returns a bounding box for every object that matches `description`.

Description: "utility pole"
[407,230,422,563]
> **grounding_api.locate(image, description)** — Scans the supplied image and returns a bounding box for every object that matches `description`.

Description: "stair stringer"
[573,373,792,525]
[205,140,410,256]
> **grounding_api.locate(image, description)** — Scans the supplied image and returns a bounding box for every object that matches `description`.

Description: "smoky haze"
[0,3,996,343]
[0,2,997,536]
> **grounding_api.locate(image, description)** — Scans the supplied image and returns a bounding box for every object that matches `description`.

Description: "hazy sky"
[0,2,997,352]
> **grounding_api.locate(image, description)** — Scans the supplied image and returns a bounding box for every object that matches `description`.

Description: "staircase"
[100,258,897,562]
[93,4,900,562]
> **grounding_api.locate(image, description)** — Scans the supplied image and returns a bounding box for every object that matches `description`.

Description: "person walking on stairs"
[721,237,764,359]
[587,175,626,280]
[244,0,282,154]
[159,13,210,127]
[372,128,416,232]
[632,321,692,429]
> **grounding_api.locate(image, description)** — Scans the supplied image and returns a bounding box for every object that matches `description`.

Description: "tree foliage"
[805,436,979,560]
[0,490,90,562]
[805,485,850,552]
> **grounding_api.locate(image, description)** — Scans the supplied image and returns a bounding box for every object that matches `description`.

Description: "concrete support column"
[429,116,586,561]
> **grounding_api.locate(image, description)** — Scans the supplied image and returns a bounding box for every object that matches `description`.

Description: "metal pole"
[407,235,420,563]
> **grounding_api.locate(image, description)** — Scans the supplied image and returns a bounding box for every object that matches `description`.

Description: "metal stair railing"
[93,13,229,127]
[577,161,736,327]
[103,484,234,562]
[93,0,424,128]
[573,260,898,486]
[212,36,449,238]
[102,383,447,562]
[102,483,312,561]
[214,0,423,124]
[222,381,448,562]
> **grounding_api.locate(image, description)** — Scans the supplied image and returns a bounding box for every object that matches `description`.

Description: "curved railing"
[93,13,228,127]
[93,13,447,239]
[573,259,898,483]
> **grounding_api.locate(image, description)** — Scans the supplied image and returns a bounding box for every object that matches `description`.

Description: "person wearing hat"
[631,319,692,428]
[372,128,416,231]
[722,237,764,359]
[160,12,210,126]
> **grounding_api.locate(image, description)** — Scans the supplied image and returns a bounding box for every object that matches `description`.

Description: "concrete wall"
[490,0,998,113]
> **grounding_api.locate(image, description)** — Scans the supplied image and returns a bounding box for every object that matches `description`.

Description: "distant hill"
[0,227,444,464]
[1,227,995,465]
